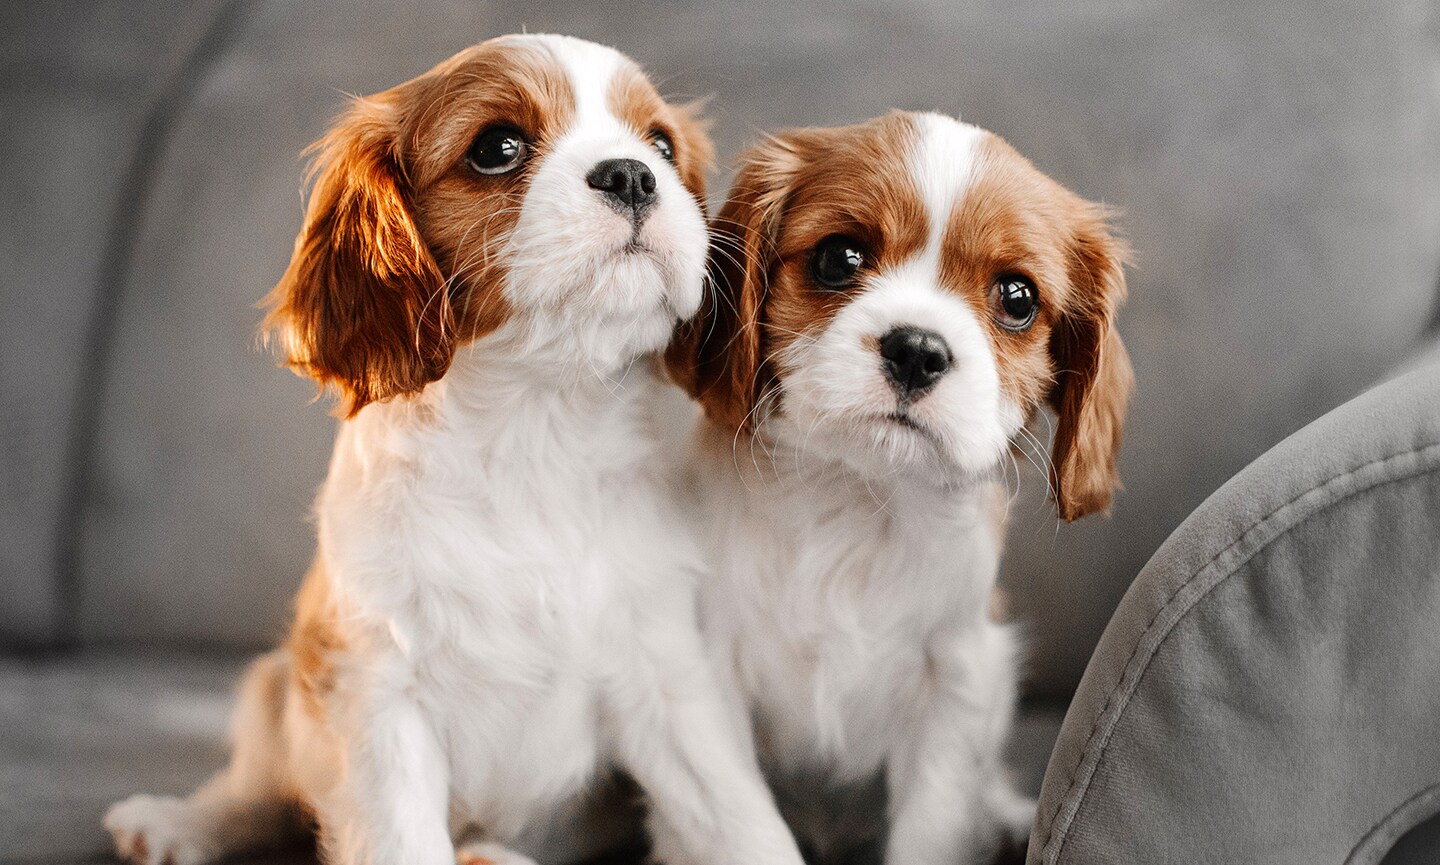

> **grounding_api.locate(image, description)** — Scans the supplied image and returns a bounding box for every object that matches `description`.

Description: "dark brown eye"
[811,235,866,289]
[992,273,1038,330]
[649,130,675,163]
[467,125,528,175]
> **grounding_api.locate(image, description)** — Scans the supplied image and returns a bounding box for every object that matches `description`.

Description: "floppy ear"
[1048,204,1134,521]
[665,136,797,433]
[262,94,451,418]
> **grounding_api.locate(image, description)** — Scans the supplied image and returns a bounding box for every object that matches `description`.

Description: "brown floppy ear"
[665,136,797,433]
[262,93,450,418]
[1048,203,1135,521]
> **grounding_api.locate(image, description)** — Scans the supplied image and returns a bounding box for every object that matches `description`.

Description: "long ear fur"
[1048,204,1134,521]
[262,94,451,418]
[665,136,799,433]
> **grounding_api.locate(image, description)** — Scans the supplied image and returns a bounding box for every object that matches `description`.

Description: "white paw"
[989,789,1038,845]
[456,840,541,865]
[104,794,221,865]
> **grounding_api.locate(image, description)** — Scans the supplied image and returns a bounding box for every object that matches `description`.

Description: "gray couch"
[1031,357,1440,864]
[4,1,1438,862]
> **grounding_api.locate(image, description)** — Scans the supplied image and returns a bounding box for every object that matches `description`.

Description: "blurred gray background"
[4,0,1440,696]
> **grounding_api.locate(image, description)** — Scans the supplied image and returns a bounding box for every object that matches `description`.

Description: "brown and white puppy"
[668,111,1132,864]
[104,34,805,865]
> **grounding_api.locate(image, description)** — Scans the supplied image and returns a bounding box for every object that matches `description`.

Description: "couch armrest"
[1031,359,1440,864]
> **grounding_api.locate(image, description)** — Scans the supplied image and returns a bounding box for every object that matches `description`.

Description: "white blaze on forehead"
[905,112,987,255]
[506,33,628,136]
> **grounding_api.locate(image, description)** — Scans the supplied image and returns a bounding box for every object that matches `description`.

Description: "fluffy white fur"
[686,114,1040,864]
[105,34,803,865]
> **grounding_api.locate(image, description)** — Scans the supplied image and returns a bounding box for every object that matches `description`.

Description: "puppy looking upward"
[668,111,1132,864]
[105,35,805,865]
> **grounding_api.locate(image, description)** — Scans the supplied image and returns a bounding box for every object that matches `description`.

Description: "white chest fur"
[689,420,1017,855]
[316,350,698,836]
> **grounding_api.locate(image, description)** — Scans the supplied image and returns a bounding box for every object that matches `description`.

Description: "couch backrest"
[4,0,1438,696]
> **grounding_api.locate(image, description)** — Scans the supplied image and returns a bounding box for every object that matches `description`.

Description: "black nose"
[586,158,657,220]
[879,326,952,396]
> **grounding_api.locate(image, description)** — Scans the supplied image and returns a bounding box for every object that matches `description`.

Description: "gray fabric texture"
[0,650,1067,863]
[1380,809,1440,865]
[4,1,1439,696]
[1029,361,1440,864]
[0,0,235,644]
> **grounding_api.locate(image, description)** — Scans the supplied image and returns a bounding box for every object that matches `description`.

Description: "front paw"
[987,791,1037,864]
[456,840,542,865]
[105,794,220,865]
[988,832,1028,865]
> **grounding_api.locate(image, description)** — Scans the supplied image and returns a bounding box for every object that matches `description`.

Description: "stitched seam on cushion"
[1039,440,1440,865]
[49,0,257,648]
[1344,782,1440,865]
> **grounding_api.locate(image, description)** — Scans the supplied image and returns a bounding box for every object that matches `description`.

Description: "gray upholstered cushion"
[0,649,1065,863]
[1029,359,1440,864]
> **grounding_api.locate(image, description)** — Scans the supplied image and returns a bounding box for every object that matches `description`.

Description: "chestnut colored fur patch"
[668,113,926,432]
[606,62,714,202]
[941,134,1132,518]
[288,560,347,720]
[764,116,928,381]
[262,39,579,417]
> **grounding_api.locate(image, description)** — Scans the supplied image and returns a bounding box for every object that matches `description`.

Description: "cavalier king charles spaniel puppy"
[105,34,805,865]
[667,111,1133,864]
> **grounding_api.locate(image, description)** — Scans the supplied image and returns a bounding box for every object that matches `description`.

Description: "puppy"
[667,111,1132,864]
[105,35,805,865]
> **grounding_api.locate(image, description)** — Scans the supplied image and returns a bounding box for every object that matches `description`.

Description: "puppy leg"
[606,618,802,865]
[884,622,1022,865]
[455,840,541,865]
[315,683,454,865]
[106,651,299,865]
[976,622,1036,853]
[983,777,1038,853]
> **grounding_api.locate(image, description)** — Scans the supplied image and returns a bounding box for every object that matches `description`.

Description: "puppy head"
[264,34,713,416]
[670,111,1131,520]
